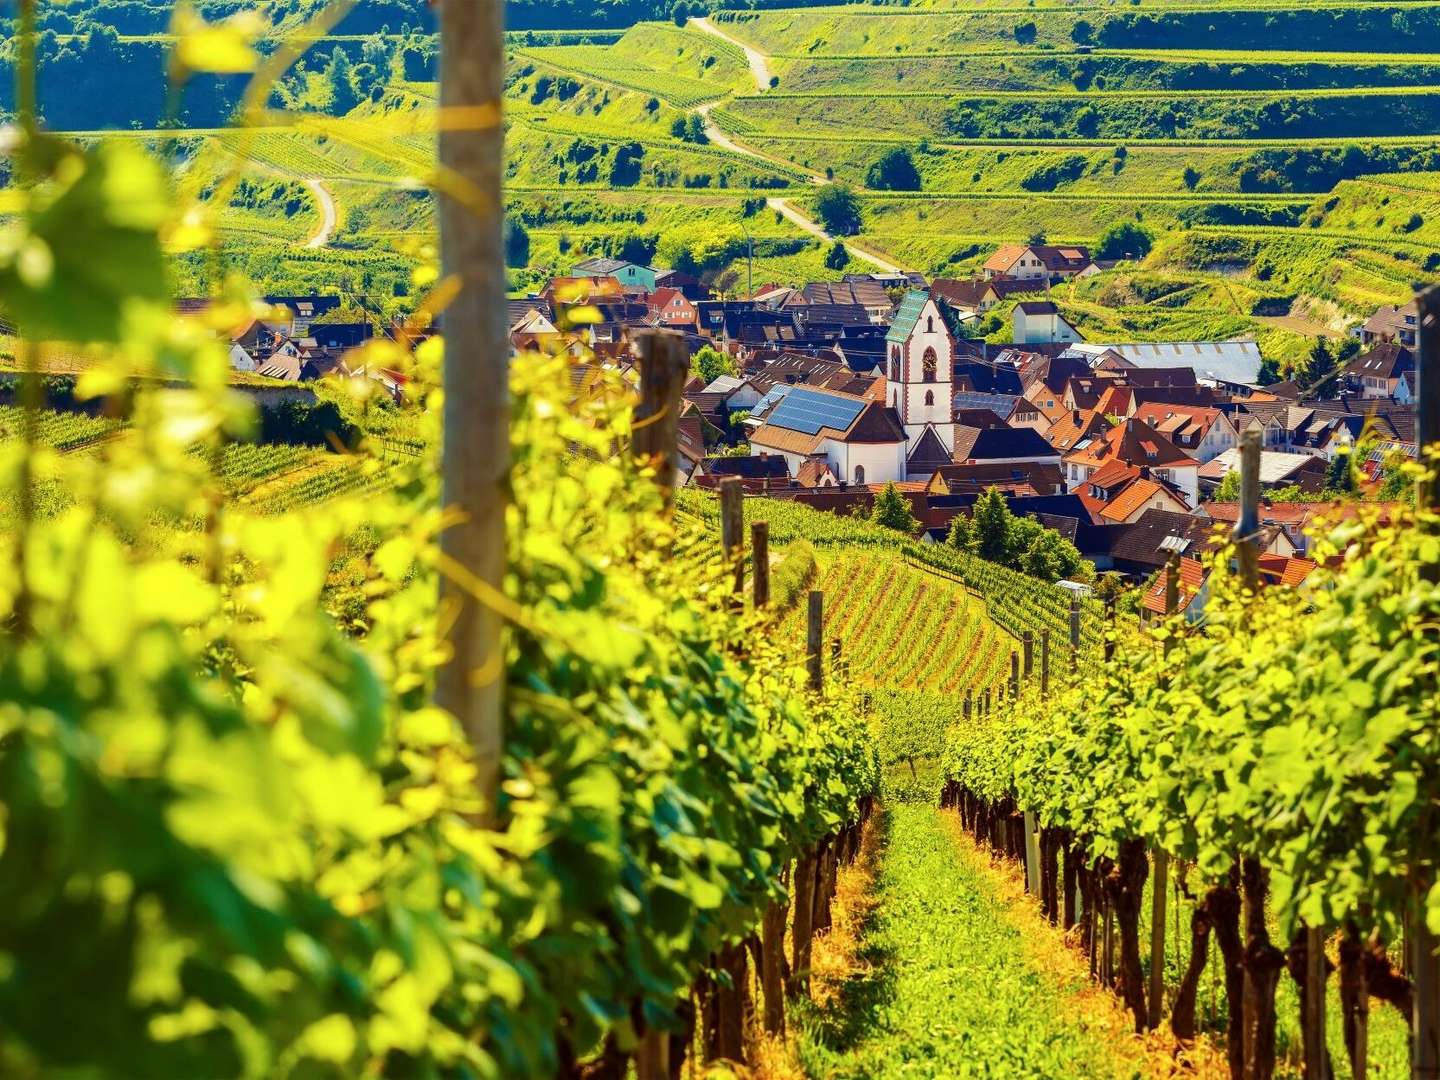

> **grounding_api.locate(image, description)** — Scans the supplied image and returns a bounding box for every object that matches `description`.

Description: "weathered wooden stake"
[1022,630,1034,679]
[1150,850,1169,1030]
[632,331,689,504]
[1415,285,1440,1080]
[1069,595,1081,672]
[1041,629,1050,697]
[720,476,744,599]
[1304,925,1326,1078]
[635,1028,670,1080]
[1234,429,1263,592]
[807,591,824,693]
[1024,810,1041,896]
[1010,650,1019,697]
[964,693,972,721]
[435,0,509,818]
[752,521,770,609]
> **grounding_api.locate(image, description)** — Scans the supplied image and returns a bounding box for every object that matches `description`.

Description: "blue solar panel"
[768,387,866,436]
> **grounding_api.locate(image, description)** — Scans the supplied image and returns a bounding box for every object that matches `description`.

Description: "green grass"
[795,804,1145,1080]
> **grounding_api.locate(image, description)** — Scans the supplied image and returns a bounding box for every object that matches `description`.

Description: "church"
[884,290,957,480]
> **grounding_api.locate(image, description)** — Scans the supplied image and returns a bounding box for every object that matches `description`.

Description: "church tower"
[884,290,955,454]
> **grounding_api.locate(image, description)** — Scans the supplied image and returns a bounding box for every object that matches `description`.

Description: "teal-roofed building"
[885,290,956,474]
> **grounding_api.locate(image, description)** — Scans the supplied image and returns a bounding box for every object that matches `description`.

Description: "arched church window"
[922,347,938,382]
[925,390,935,407]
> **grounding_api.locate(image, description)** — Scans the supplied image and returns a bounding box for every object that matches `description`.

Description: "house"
[1013,302,1083,346]
[571,257,658,292]
[1360,301,1419,349]
[925,461,1065,497]
[931,277,1038,316]
[951,425,1061,467]
[654,269,709,301]
[263,294,343,335]
[1343,343,1415,399]
[1066,340,1264,388]
[748,384,909,486]
[698,453,790,491]
[1131,403,1238,464]
[649,287,699,330]
[1045,408,1111,457]
[510,307,561,351]
[798,281,895,323]
[1197,447,1328,497]
[1099,509,1220,578]
[1061,416,1200,501]
[1080,459,1189,525]
[983,244,1092,282]
[1140,558,1210,624]
[885,291,957,455]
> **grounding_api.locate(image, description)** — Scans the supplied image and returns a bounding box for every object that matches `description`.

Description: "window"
[854,465,865,485]
[927,315,934,334]
[925,390,935,407]
[922,347,938,383]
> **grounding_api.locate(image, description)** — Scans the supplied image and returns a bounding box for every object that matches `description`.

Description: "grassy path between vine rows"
[794,804,1212,1080]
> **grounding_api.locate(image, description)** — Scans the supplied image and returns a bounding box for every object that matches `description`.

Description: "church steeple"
[884,290,955,454]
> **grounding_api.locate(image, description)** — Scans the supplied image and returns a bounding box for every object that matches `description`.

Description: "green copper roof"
[886,289,929,346]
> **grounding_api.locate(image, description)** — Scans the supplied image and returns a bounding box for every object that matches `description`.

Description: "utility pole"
[435,0,507,817]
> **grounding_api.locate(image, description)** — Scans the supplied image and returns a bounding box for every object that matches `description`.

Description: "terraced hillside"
[495,0,1440,368]
[36,1,1440,363]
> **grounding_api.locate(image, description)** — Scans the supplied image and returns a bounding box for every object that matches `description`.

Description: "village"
[208,240,1420,619]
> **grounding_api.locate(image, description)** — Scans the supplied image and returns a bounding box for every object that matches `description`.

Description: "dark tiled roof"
[952,425,1060,463]
[906,426,953,474]
[702,455,789,479]
[1105,509,1219,570]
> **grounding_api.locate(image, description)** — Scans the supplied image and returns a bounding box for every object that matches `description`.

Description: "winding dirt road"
[767,197,906,275]
[303,178,337,249]
[692,17,772,92]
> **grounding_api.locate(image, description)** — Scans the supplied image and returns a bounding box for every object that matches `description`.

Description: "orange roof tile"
[1141,557,1208,614]
[1099,478,1168,523]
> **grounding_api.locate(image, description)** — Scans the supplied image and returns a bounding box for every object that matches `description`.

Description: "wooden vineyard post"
[1148,553,1179,1031]
[635,1029,669,1080]
[1233,429,1263,594]
[1414,284,1440,1080]
[632,331,689,506]
[1069,596,1081,673]
[807,591,824,693]
[1040,629,1050,697]
[1024,810,1041,897]
[720,476,744,601]
[1103,594,1117,663]
[1022,630,1034,680]
[964,693,972,722]
[1010,650,1019,698]
[1150,850,1169,1031]
[1304,925,1326,1079]
[435,0,509,819]
[984,688,991,715]
[752,521,770,610]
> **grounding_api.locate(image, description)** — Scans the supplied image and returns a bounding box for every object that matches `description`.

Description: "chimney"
[1072,410,1081,425]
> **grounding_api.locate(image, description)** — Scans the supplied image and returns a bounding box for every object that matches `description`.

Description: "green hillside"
[16,1,1440,362]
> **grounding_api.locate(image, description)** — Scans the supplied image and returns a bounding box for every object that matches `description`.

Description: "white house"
[1013,301,1083,346]
[748,384,909,487]
[885,290,956,454]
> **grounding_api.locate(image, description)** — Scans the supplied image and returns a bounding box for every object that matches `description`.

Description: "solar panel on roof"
[768,388,866,436]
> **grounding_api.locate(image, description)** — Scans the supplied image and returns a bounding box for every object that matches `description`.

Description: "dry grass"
[741,813,884,1080]
[938,813,1231,1080]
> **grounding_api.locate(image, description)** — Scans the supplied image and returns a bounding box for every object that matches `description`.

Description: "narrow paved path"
[303,178,337,249]
[692,16,772,91]
[768,196,906,275]
[797,804,1151,1079]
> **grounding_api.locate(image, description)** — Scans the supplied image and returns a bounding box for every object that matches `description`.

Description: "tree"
[503,215,530,267]
[692,345,735,385]
[814,184,862,237]
[1214,469,1242,501]
[825,240,850,271]
[1324,447,1356,494]
[685,114,708,144]
[946,514,974,552]
[1182,163,1201,190]
[970,487,1014,562]
[1026,229,1048,246]
[326,47,360,115]
[1071,19,1094,45]
[1021,530,1070,583]
[865,147,922,192]
[871,482,920,534]
[1096,220,1153,261]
